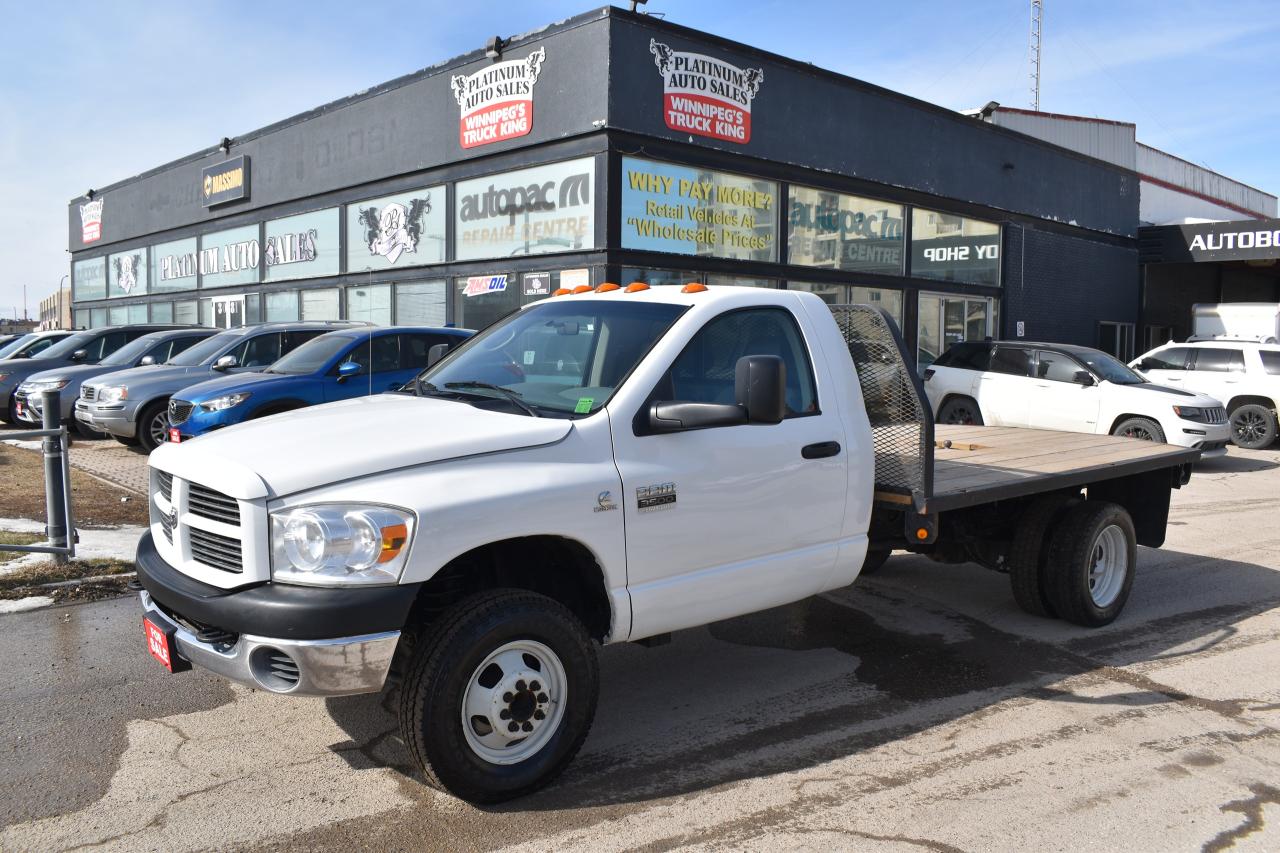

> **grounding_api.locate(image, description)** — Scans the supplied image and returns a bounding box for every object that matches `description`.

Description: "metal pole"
[41,389,70,564]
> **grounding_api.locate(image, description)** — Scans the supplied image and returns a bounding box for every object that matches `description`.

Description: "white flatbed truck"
[135,285,1197,802]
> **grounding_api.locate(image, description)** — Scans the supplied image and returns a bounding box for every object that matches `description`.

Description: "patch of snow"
[0,596,55,614]
[0,523,146,577]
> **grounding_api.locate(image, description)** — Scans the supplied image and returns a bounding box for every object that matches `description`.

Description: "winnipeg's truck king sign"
[649,39,763,144]
[451,47,547,149]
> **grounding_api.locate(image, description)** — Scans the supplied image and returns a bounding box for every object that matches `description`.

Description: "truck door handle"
[802,441,841,459]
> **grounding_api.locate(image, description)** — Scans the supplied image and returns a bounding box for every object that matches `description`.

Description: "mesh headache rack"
[828,304,935,512]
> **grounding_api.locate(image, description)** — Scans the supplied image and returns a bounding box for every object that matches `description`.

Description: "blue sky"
[2,0,1277,319]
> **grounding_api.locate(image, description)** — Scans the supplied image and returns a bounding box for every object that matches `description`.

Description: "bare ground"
[0,444,147,527]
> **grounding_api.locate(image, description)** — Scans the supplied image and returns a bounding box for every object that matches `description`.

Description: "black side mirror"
[1073,371,1096,386]
[426,343,451,369]
[69,349,88,362]
[1135,359,1153,371]
[646,355,786,433]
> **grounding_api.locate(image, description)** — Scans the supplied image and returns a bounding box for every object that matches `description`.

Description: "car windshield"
[37,331,98,360]
[264,333,356,375]
[168,331,239,366]
[0,334,34,358]
[99,335,159,366]
[1080,350,1146,385]
[420,300,686,416]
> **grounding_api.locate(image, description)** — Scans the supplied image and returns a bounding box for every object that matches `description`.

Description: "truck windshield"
[1079,351,1146,385]
[420,300,686,416]
[168,332,239,366]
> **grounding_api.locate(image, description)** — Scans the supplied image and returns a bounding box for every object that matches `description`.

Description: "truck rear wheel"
[398,589,599,804]
[1007,493,1079,618]
[1044,501,1136,627]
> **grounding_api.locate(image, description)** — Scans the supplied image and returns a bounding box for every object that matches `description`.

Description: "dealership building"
[66,5,1276,365]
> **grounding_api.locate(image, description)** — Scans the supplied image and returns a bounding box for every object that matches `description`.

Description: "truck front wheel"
[398,589,599,804]
[1044,501,1136,627]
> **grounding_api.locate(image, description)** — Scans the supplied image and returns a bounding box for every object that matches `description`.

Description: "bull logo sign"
[451,47,547,149]
[357,196,431,265]
[649,40,763,144]
[113,253,141,294]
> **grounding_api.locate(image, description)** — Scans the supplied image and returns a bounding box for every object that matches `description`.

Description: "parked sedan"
[923,340,1231,456]
[167,326,470,442]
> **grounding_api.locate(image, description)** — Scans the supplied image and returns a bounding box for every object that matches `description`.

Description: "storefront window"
[788,186,904,275]
[705,275,778,288]
[265,208,340,282]
[347,284,393,324]
[301,288,340,320]
[151,302,173,323]
[108,305,128,325]
[201,224,260,288]
[151,237,198,292]
[348,187,446,273]
[199,299,213,327]
[244,293,262,325]
[90,307,108,328]
[910,209,1001,286]
[918,292,995,368]
[454,274,518,331]
[174,300,198,326]
[395,281,448,327]
[620,157,778,262]
[454,158,595,261]
[108,248,148,298]
[73,257,107,301]
[74,309,90,329]
[265,291,299,322]
[788,282,904,328]
[620,268,702,288]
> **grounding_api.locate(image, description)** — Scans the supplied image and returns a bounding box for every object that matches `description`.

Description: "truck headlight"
[199,392,251,412]
[98,386,128,404]
[270,505,413,586]
[1173,405,1207,422]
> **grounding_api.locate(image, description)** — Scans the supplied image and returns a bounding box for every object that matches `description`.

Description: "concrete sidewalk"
[3,434,149,495]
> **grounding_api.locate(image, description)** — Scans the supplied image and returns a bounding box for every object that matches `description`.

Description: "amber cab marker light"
[572,285,593,294]
[916,527,929,541]
[624,282,650,293]
[596,282,621,292]
[681,282,708,293]
[552,288,573,296]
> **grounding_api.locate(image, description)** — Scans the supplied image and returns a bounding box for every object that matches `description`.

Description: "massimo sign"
[649,39,763,144]
[451,47,547,149]
[202,156,250,208]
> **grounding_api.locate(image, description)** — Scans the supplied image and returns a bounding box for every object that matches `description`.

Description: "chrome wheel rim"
[461,639,567,765]
[1089,524,1128,608]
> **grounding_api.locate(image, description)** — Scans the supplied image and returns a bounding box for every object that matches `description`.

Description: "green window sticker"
[574,397,594,414]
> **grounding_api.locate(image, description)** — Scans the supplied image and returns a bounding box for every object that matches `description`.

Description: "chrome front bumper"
[139,590,400,696]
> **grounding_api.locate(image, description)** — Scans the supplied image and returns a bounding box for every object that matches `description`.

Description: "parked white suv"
[1131,341,1280,450]
[925,341,1230,456]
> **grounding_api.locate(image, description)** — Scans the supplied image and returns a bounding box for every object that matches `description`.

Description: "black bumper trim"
[135,531,422,640]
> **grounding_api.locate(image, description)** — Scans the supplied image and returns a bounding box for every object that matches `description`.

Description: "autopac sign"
[451,47,547,149]
[648,39,763,144]
[201,156,250,208]
[454,158,594,261]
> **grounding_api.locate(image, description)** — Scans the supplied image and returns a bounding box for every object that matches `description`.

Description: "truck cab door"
[609,306,849,639]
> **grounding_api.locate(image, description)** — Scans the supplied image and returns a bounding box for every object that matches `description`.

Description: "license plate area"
[169,427,181,443]
[144,617,191,673]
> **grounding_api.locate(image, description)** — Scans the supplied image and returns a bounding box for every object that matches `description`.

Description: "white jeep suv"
[924,341,1230,456]
[1131,341,1280,450]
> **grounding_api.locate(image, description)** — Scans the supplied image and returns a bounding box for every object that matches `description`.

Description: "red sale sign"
[649,40,763,145]
[451,48,546,149]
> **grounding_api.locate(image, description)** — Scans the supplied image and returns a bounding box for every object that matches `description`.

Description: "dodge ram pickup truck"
[136,284,1197,803]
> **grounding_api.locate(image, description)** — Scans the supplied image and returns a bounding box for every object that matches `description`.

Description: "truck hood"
[173,370,279,402]
[150,394,573,499]
[89,363,210,393]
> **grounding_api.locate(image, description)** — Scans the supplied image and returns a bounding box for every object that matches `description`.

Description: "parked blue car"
[167,326,471,441]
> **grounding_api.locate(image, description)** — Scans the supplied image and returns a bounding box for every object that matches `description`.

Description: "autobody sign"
[201,156,250,208]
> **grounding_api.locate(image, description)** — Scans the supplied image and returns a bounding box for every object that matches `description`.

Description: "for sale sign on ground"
[649,39,763,144]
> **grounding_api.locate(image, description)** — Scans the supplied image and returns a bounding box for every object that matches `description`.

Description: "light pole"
[57,274,68,330]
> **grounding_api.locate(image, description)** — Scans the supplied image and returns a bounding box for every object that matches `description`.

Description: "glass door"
[918,292,995,368]
[210,295,246,329]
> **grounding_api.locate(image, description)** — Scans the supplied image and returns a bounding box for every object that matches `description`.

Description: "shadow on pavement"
[1195,454,1279,474]
[324,547,1280,812]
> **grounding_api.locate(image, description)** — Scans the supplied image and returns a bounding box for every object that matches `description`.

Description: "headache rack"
[828,304,934,512]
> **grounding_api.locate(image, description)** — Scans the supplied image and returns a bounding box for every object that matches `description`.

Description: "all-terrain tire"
[938,396,984,426]
[1112,416,1166,443]
[398,589,599,804]
[1229,403,1277,450]
[1044,501,1137,627]
[1007,493,1080,618]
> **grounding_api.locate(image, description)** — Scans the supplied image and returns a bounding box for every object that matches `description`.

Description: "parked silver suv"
[77,321,367,451]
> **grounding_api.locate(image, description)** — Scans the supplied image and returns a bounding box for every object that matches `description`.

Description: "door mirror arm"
[644,354,788,434]
[647,401,747,433]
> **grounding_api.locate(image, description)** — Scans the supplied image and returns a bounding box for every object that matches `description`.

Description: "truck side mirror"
[426,343,451,369]
[735,355,787,424]
[1073,371,1096,387]
[212,354,238,372]
[336,361,361,382]
[69,349,88,362]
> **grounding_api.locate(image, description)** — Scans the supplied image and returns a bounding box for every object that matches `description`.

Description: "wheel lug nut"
[537,692,548,703]
[534,710,545,720]
[499,709,510,719]
[522,722,533,732]
[508,721,519,733]
[502,692,513,702]
[516,680,527,691]
[530,681,541,692]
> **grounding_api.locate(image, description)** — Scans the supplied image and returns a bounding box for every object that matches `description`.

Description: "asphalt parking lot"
[1,447,1279,852]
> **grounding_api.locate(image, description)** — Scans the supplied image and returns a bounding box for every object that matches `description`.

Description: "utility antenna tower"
[1029,0,1044,111]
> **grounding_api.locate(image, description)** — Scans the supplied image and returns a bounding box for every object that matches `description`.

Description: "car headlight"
[199,392,251,412]
[270,504,413,586]
[1173,405,1207,422]
[97,386,128,404]
[25,379,71,393]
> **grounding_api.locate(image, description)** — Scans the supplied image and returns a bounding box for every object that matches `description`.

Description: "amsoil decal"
[649,40,763,144]
[463,274,509,297]
[80,199,104,243]
[451,47,547,149]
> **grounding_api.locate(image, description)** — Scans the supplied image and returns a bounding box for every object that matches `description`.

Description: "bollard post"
[41,389,70,564]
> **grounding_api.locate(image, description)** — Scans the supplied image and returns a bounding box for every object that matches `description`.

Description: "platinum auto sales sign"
[649,39,763,144]
[451,47,546,149]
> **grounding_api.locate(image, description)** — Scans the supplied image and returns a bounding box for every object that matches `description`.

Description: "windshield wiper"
[443,381,540,417]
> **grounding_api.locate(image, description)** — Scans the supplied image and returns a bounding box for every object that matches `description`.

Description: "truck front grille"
[168,399,194,426]
[156,470,173,503]
[188,483,241,525]
[189,527,243,574]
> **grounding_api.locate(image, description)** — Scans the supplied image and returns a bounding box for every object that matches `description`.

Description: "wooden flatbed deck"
[875,425,1199,513]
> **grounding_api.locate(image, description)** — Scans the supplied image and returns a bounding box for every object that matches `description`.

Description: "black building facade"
[68,6,1141,366]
